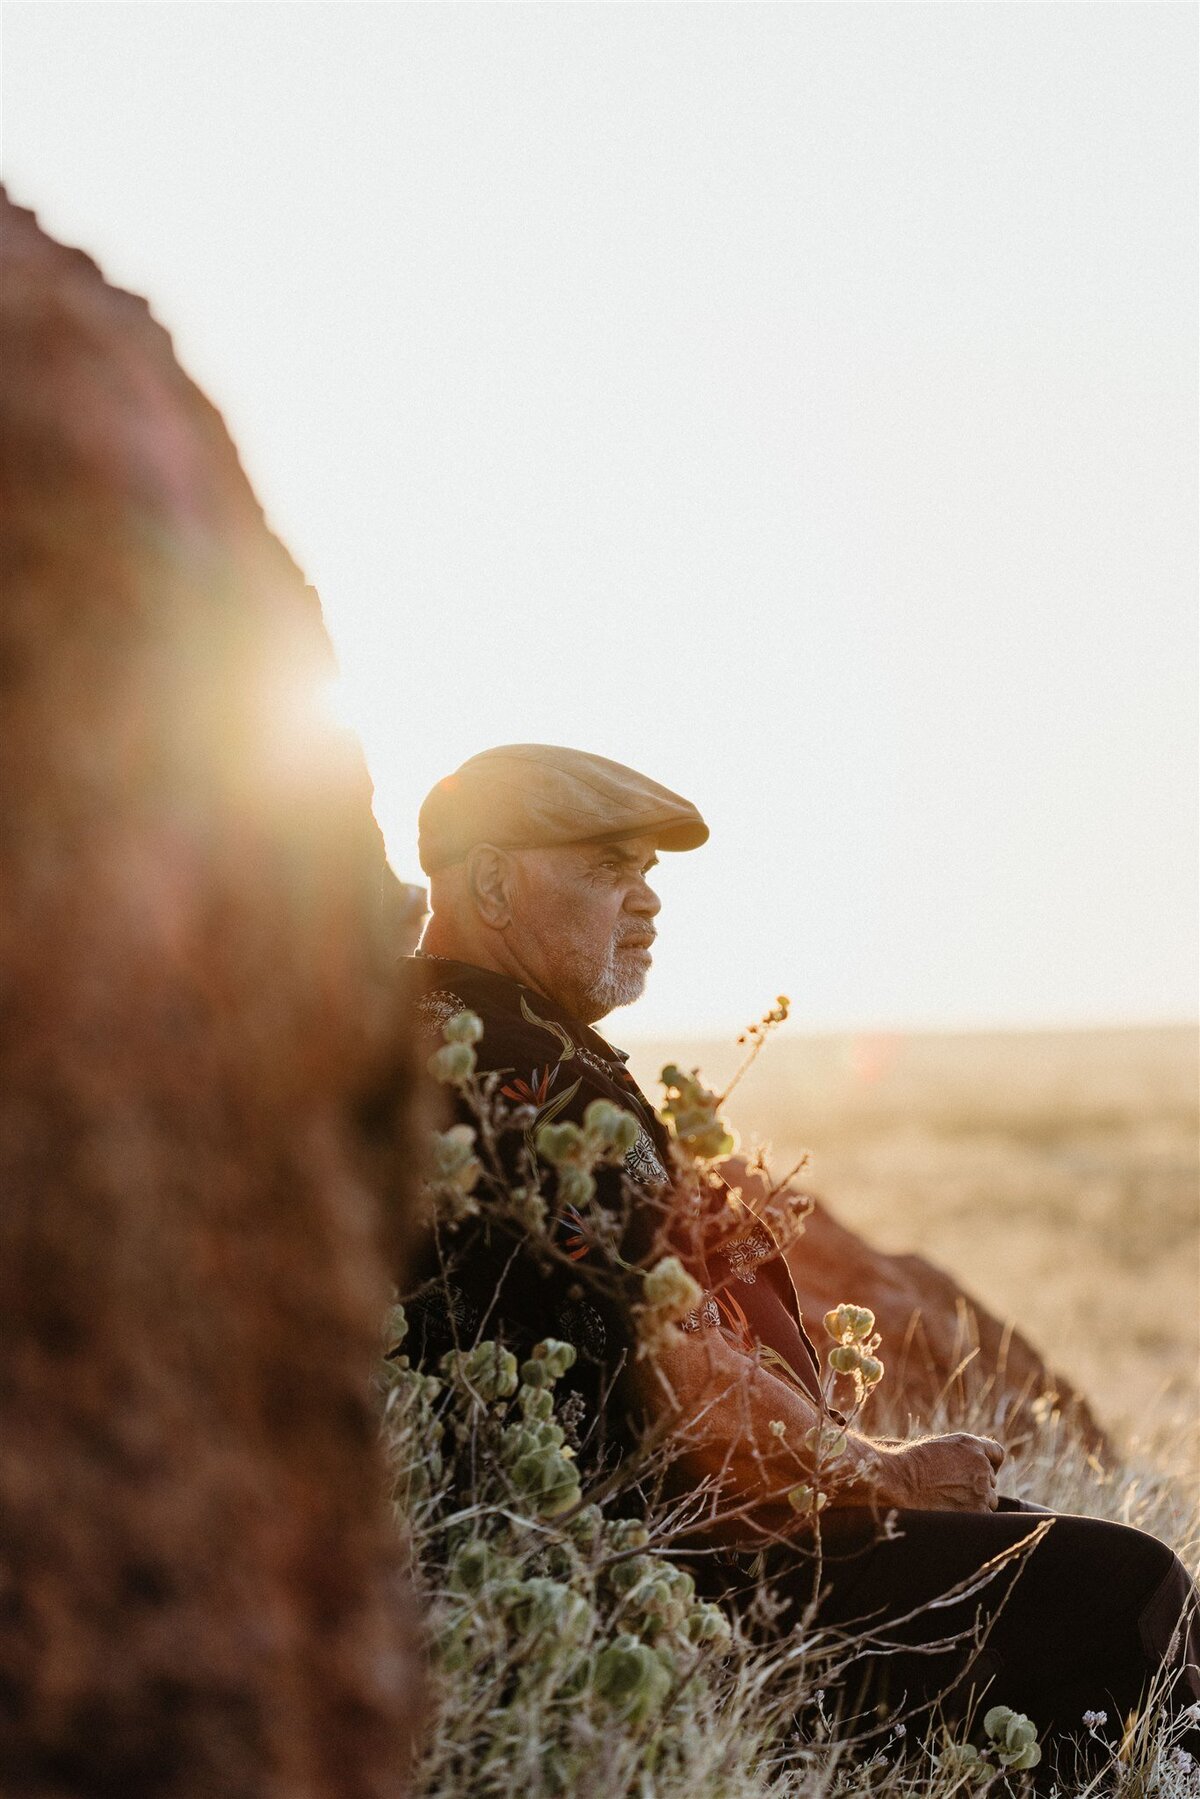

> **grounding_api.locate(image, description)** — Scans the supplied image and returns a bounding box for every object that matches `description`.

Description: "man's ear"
[464,844,514,930]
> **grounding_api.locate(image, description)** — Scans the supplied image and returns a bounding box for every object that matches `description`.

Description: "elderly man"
[400,742,1198,1753]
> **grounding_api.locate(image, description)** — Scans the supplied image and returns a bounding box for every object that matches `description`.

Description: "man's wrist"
[858,1439,909,1509]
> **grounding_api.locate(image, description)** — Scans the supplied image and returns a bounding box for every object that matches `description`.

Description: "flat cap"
[418,743,709,875]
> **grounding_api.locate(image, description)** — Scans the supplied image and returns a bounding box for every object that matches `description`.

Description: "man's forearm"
[635,1325,889,1534]
[635,1326,1005,1526]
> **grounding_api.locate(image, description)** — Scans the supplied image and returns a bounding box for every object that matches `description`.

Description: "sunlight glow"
[315,670,367,741]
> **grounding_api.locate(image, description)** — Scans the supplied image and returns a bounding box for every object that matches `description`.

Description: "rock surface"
[0,193,420,1797]
[788,1196,1111,1452]
[718,1160,1110,1454]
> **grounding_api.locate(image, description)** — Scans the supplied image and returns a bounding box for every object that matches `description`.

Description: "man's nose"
[627,875,661,918]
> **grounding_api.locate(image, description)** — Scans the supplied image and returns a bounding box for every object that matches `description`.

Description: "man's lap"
[703,1501,1198,1740]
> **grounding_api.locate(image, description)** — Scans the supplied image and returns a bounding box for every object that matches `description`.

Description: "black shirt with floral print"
[398,956,676,1458]
[399,954,823,1465]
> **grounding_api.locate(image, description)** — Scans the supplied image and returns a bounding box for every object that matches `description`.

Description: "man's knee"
[1048,1516,1199,1694]
[1132,1538,1198,1668]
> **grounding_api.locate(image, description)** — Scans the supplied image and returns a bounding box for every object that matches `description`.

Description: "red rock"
[0,193,420,1797]
[717,1159,1110,1456]
[791,1197,1110,1452]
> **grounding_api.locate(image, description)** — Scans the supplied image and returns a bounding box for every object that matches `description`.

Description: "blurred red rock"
[0,192,421,1797]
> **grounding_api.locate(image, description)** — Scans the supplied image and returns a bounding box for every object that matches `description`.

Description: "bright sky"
[4,3,1196,1038]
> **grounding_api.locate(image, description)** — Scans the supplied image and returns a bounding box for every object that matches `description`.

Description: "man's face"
[506,834,662,1024]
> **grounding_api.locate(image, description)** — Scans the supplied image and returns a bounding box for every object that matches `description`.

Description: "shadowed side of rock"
[0,193,420,1797]
[788,1195,1111,1454]
[715,1159,1110,1455]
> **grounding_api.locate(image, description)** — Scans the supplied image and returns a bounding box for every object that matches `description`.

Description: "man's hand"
[873,1432,1005,1513]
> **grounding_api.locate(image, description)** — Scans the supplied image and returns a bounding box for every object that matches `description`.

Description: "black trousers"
[706,1498,1200,1758]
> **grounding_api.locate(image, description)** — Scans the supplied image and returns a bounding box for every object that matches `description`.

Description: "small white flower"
[1168,1748,1195,1773]
[1082,1709,1108,1731]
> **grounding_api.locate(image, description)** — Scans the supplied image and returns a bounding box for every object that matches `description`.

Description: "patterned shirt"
[399,955,823,1463]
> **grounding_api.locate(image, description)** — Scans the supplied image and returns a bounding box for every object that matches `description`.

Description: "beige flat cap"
[418,743,709,875]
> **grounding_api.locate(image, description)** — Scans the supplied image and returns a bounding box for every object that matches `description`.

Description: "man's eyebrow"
[589,842,658,869]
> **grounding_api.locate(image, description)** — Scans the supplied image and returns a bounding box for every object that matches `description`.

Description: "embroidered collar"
[412,953,632,1066]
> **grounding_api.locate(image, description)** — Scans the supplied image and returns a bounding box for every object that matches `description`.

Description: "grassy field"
[624,1025,1199,1450]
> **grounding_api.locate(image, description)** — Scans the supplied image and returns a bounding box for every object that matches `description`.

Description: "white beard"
[581,939,650,1018]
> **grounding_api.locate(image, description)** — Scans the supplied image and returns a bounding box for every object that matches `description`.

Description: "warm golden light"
[314,670,365,740]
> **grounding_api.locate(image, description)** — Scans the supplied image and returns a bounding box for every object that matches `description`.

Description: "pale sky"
[4,2,1196,1037]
